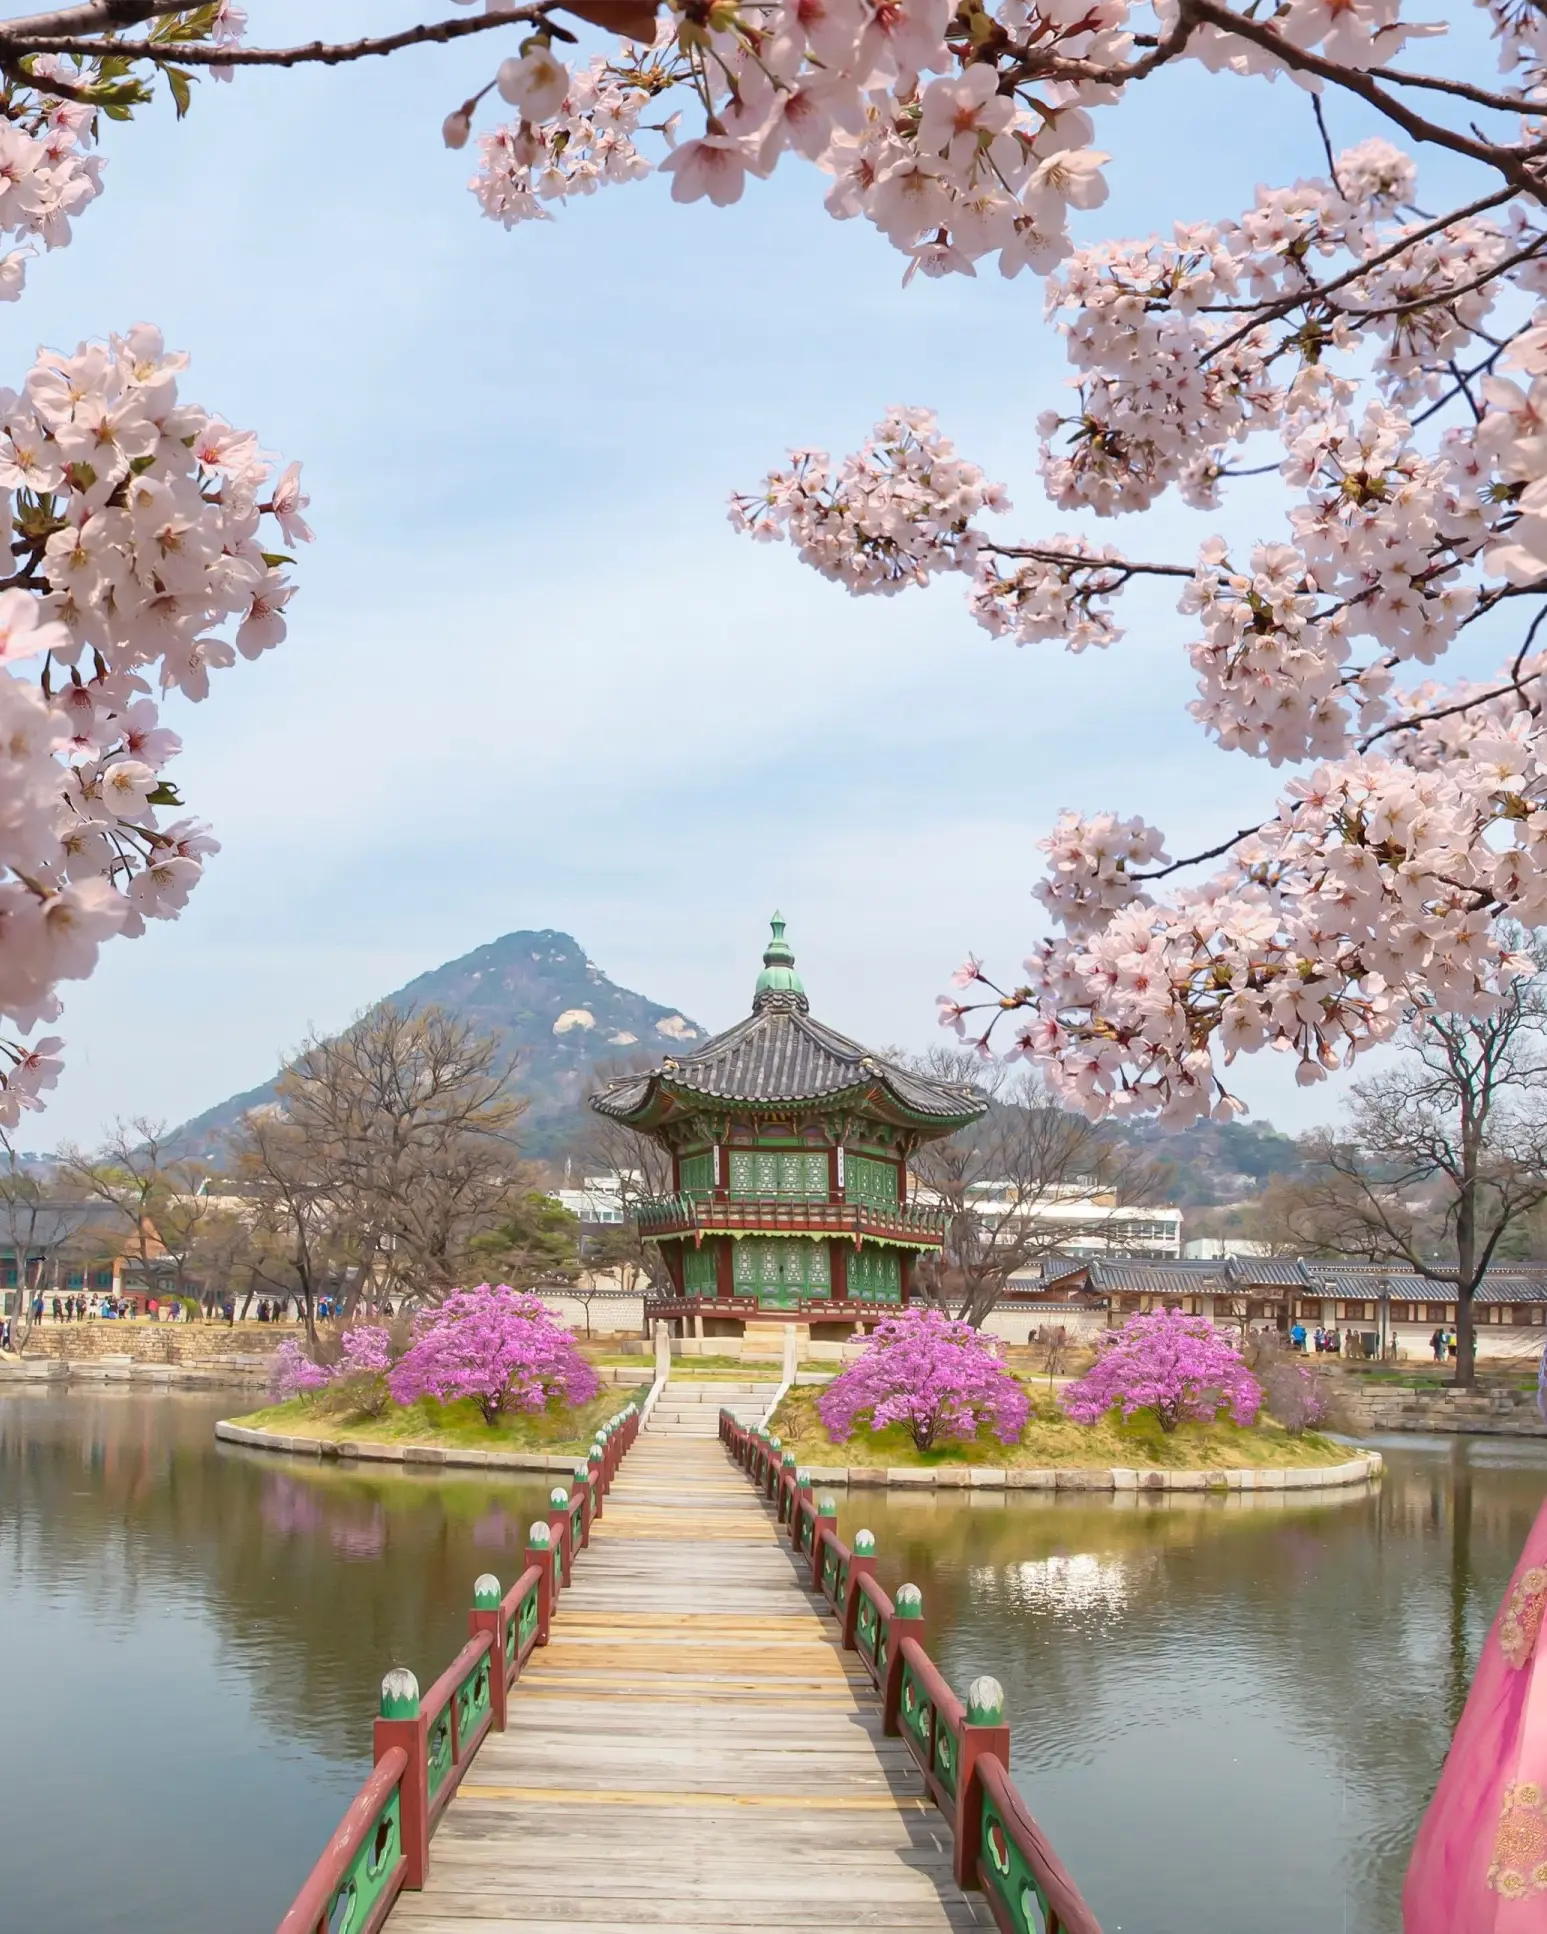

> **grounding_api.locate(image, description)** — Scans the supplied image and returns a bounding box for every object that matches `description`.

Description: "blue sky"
[14,2,1491,1146]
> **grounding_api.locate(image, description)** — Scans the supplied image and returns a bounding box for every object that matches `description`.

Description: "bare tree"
[229,1005,530,1318]
[230,1112,351,1339]
[575,1091,677,1300]
[0,1143,90,1351]
[907,1049,1157,1327]
[56,1118,211,1302]
[1292,956,1547,1389]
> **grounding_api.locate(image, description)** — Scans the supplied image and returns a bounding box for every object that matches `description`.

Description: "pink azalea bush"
[331,1324,396,1417]
[269,1337,332,1402]
[388,1284,599,1427]
[1060,1310,1262,1434]
[818,1307,1029,1454]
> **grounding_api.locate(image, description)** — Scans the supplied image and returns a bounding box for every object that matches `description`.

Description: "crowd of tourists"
[1288,1322,1347,1354]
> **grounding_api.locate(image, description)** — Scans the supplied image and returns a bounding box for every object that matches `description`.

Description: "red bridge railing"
[274,1398,645,1934]
[721,1408,1104,1934]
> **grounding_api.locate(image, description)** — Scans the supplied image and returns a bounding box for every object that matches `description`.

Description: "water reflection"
[2,1394,1542,1934]
[834,1437,1547,1934]
[0,1389,552,1934]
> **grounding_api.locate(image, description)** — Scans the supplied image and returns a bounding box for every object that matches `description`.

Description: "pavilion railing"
[721,1408,1104,1934]
[635,1193,947,1244]
[274,1396,647,1934]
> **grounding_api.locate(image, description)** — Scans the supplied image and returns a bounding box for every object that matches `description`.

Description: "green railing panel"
[933,1719,958,1799]
[518,1584,540,1652]
[427,1708,453,1798]
[505,1612,518,1674]
[838,1557,850,1605]
[821,1546,838,1599]
[324,1787,401,1934]
[982,1794,1051,1934]
[456,1656,491,1746]
[899,1658,932,1762]
[857,1594,877,1656]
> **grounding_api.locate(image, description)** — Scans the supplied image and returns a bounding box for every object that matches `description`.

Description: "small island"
[760,1306,1382,1490]
[218,1284,645,1469]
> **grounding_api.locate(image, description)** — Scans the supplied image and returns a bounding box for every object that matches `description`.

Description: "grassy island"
[767,1382,1352,1471]
[227,1386,635,1456]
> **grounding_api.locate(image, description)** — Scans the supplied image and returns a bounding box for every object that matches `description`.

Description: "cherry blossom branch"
[3,10,555,65]
[986,544,1194,580]
[1185,0,1547,199]
[1365,64,1544,116]
[1129,826,1264,881]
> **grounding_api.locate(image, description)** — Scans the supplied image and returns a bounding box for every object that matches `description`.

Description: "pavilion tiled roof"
[591,1004,984,1124]
[591,920,985,1132]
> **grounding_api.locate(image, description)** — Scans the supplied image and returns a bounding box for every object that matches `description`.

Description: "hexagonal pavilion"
[589,915,986,1338]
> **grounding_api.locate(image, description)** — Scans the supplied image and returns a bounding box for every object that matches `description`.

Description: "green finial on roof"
[754,911,806,1007]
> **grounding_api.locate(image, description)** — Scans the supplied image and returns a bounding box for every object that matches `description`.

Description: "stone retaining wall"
[1332,1381,1547,1436]
[17,1321,298,1364]
[795,1450,1384,1490]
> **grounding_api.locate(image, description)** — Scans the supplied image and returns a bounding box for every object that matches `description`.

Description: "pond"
[0,1389,1539,1934]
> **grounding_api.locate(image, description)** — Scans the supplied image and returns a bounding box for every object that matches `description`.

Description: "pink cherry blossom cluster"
[737,123,1547,1123]
[729,406,1005,593]
[461,0,1121,280]
[1059,1308,1263,1432]
[0,326,308,1126]
[816,1305,1029,1452]
[0,69,104,306]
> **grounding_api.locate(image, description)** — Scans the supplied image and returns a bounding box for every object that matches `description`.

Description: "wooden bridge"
[276,1380,1102,1934]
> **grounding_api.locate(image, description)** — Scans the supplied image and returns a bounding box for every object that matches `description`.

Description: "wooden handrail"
[274,1398,646,1933]
[276,1748,408,1934]
[973,1752,1103,1934]
[421,1630,491,1731]
[719,1410,1103,1933]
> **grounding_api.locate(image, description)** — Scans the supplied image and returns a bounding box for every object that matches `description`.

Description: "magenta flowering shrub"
[1260,1355,1328,1437]
[818,1307,1029,1454]
[1060,1310,1262,1433]
[388,1284,599,1427]
[269,1337,332,1402]
[331,1324,396,1417]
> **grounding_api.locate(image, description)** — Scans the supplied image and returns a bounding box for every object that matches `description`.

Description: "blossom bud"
[442,108,472,150]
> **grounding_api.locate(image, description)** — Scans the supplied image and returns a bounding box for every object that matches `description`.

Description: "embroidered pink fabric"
[1405,1500,1547,1930]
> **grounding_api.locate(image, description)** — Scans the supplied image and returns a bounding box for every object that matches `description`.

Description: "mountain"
[1114,1116,1310,1208]
[172,929,706,1160]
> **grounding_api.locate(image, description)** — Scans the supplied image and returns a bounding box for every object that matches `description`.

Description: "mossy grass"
[230,1386,637,1454]
[766,1382,1352,1471]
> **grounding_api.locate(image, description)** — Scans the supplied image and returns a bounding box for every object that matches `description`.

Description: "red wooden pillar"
[571,1463,593,1546]
[883,1586,924,1736]
[527,1525,556,1645]
[470,1575,508,1730]
[843,1532,876,1650]
[587,1443,604,1519]
[810,1495,837,1591]
[374,1668,429,1889]
[954,1679,1011,1891]
[792,1471,812,1552]
[832,1242,849,1303]
[715,1234,733,1300]
[548,1488,574,1588]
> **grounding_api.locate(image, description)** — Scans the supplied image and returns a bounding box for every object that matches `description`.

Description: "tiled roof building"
[591,916,986,1335]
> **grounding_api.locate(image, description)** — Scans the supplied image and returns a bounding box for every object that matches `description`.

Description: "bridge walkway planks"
[387,1430,987,1932]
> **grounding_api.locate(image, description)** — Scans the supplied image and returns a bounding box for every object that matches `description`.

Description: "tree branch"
[0,7,549,63]
[1185,0,1547,202]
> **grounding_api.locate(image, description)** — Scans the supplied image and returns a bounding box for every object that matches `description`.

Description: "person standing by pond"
[1405,1489,1547,1927]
